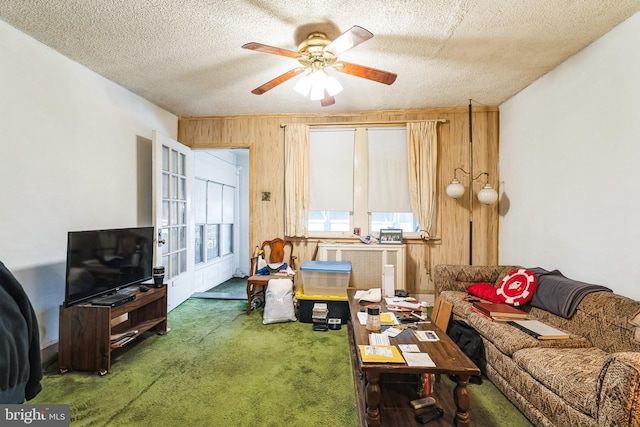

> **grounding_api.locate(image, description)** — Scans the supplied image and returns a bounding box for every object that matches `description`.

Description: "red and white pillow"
[467,269,537,306]
[495,269,537,306]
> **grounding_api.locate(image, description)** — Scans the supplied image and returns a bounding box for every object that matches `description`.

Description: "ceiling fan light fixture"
[310,82,326,100]
[245,26,395,105]
[324,75,343,96]
[295,69,343,100]
[293,75,311,96]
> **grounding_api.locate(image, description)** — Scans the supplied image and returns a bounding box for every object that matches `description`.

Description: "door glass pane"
[162,201,169,227]
[179,177,186,200]
[179,226,186,250]
[170,253,178,278]
[179,153,185,175]
[170,227,178,251]
[162,173,169,198]
[179,249,186,273]
[162,146,169,171]
[161,229,169,255]
[178,202,186,225]
[170,202,178,225]
[171,150,178,173]
[171,175,178,198]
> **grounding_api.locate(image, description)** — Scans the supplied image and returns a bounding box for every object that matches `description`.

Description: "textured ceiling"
[1,1,639,117]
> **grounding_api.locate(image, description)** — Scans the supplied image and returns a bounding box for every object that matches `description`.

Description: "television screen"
[64,226,154,307]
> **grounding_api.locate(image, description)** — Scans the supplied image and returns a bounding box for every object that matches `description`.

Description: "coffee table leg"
[452,375,472,427]
[365,371,381,427]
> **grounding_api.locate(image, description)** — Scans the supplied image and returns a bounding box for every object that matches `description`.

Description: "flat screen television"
[64,226,154,307]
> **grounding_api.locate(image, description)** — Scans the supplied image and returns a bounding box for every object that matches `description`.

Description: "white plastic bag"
[262,278,297,324]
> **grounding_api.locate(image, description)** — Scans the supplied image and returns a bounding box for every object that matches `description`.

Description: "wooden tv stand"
[58,286,168,375]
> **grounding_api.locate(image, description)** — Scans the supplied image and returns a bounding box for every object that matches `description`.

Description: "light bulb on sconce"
[445,178,465,199]
[477,183,499,205]
[446,168,498,205]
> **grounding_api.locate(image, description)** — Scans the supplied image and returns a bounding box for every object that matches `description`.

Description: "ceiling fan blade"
[325,25,373,56]
[251,67,306,95]
[333,61,397,85]
[242,42,301,59]
[320,90,335,107]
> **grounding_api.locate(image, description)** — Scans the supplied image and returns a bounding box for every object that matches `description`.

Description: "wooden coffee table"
[347,290,480,426]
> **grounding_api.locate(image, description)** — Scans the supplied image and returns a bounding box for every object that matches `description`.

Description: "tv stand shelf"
[58,286,168,375]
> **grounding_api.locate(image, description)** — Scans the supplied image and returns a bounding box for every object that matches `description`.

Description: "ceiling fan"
[242,25,397,107]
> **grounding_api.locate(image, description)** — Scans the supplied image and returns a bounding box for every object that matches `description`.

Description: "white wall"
[499,12,640,300]
[0,20,177,348]
[236,150,250,276]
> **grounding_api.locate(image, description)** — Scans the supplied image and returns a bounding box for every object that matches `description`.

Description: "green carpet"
[32,297,532,426]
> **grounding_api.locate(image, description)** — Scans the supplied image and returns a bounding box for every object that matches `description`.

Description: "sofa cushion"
[438,290,476,319]
[513,347,609,418]
[529,292,640,354]
[467,312,592,356]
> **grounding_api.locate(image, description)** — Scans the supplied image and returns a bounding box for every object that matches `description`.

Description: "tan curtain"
[284,124,309,237]
[407,121,439,240]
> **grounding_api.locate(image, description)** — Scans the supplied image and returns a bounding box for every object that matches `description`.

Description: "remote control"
[410,396,436,409]
[416,406,443,424]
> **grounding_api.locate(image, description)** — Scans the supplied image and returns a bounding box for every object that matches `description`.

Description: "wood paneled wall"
[178,107,499,295]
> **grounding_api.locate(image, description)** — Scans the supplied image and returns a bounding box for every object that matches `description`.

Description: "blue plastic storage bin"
[300,261,352,297]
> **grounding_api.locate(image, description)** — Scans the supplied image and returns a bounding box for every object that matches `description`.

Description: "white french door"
[152,130,194,311]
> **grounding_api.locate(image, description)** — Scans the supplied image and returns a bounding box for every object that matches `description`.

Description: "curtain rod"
[280,119,447,128]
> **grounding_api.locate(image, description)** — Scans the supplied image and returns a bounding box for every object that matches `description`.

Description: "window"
[193,178,235,263]
[308,127,418,237]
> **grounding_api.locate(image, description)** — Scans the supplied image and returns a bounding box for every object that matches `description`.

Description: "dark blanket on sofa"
[528,267,612,319]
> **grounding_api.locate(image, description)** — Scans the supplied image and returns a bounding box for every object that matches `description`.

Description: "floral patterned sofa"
[434,264,640,427]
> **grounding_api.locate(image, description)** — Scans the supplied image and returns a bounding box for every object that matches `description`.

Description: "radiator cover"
[317,243,406,291]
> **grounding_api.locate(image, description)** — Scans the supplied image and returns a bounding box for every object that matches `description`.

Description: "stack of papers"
[385,297,423,311]
[397,344,436,367]
[359,345,405,363]
[369,333,390,346]
[402,352,436,367]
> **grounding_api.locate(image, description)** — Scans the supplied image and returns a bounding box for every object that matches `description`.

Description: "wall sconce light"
[446,100,499,206]
[446,168,499,205]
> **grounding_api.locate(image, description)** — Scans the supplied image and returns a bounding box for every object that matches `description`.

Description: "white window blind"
[207,182,223,223]
[367,127,412,212]
[222,185,235,223]
[194,179,207,224]
[309,128,355,211]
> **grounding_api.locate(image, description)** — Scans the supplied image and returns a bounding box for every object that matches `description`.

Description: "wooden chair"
[246,238,297,315]
[432,297,453,333]
[425,296,454,388]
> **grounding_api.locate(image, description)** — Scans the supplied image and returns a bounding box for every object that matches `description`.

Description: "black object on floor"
[446,320,486,384]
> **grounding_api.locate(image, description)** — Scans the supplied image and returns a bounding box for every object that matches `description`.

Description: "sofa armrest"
[597,352,640,426]
[433,264,523,296]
